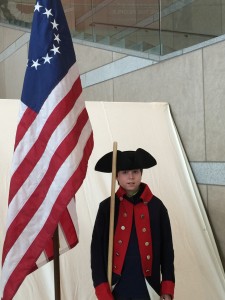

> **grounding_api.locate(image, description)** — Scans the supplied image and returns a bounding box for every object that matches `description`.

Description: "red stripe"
[2,108,89,264]
[39,134,93,252]
[14,107,37,150]
[43,206,78,261]
[2,135,93,300]
[8,78,82,204]
[59,207,78,248]
[43,238,54,262]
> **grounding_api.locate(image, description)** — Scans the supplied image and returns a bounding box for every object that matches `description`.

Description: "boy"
[91,148,175,300]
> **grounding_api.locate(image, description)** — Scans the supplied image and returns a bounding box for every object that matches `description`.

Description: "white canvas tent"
[0,99,225,299]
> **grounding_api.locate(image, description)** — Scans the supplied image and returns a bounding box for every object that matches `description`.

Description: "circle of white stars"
[30,1,61,70]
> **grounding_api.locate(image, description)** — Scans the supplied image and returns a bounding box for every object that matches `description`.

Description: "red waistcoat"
[113,185,154,277]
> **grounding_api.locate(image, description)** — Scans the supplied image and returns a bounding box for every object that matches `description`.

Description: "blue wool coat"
[91,183,175,299]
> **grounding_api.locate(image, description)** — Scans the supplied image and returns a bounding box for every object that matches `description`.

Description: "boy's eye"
[133,170,139,174]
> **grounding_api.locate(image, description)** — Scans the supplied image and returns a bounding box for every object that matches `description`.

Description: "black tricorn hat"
[95,148,157,173]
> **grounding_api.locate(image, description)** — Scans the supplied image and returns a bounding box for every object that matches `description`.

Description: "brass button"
[146,269,150,273]
[140,214,145,219]
[145,242,150,246]
[118,240,123,244]
[120,197,123,201]
[123,212,127,217]
[147,255,151,260]
[121,226,126,230]
[113,265,117,269]
[142,227,147,232]
[116,252,120,256]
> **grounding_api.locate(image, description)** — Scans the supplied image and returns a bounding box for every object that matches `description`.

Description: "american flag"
[0,0,93,299]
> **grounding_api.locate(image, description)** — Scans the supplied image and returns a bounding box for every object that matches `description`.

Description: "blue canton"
[21,0,76,113]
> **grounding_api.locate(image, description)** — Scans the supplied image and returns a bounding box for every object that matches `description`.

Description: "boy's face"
[117,169,142,196]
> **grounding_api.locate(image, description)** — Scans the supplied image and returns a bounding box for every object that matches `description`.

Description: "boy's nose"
[128,171,133,178]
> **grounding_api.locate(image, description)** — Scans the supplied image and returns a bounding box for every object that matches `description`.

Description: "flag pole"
[107,141,118,288]
[53,226,61,300]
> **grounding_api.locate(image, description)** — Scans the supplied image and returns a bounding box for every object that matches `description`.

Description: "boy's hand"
[161,295,172,300]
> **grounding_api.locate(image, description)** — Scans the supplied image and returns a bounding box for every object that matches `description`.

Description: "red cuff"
[95,282,114,300]
[161,280,175,298]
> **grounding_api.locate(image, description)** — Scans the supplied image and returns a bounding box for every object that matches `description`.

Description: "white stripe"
[17,102,27,123]
[12,63,80,173]
[1,120,92,292]
[67,198,79,238]
[6,94,85,228]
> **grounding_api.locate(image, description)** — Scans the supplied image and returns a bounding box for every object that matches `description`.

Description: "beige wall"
[4,45,27,99]
[0,61,5,97]
[75,43,126,74]
[0,26,27,99]
[0,25,225,269]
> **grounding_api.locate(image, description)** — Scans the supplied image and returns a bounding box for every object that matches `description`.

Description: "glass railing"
[0,0,223,56]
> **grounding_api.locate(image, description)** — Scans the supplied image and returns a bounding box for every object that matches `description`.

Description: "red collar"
[116,182,153,203]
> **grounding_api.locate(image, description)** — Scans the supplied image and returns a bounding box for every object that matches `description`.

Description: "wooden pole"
[107,141,118,288]
[53,226,61,300]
